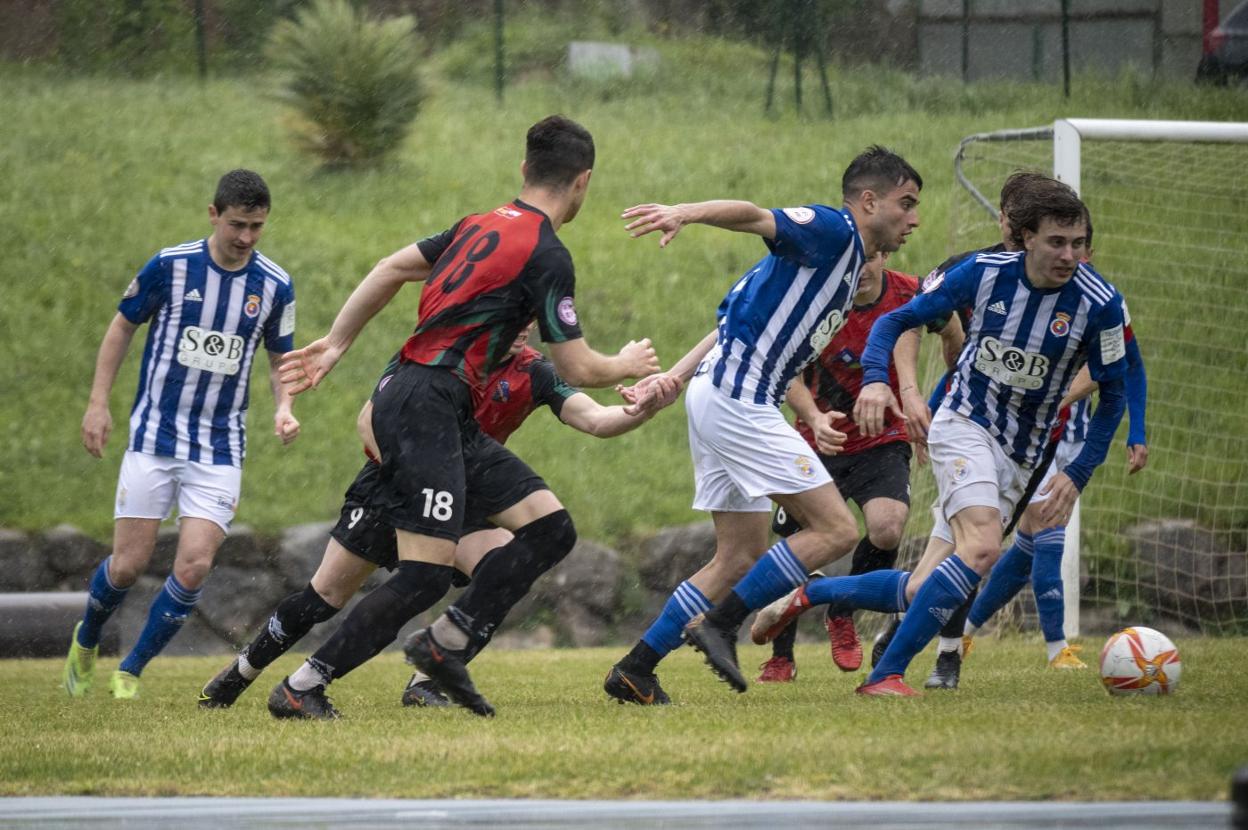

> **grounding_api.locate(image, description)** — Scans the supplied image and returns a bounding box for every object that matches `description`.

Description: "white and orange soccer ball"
[1099,626,1182,696]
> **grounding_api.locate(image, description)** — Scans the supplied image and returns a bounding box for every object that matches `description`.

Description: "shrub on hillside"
[266,0,425,167]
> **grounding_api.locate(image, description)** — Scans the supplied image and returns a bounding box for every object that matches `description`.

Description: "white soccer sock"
[938,636,962,655]
[1046,639,1068,662]
[963,622,980,638]
[288,660,330,692]
[430,614,470,651]
[237,652,260,681]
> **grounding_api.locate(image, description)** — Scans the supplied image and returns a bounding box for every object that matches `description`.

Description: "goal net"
[920,118,1248,638]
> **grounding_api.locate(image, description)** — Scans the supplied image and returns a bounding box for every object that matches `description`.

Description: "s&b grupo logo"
[178,326,245,375]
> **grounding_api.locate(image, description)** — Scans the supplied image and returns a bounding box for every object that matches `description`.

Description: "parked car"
[1197,0,1248,84]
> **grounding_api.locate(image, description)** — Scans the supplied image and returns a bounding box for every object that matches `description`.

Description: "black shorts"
[336,362,549,553]
[772,441,912,536]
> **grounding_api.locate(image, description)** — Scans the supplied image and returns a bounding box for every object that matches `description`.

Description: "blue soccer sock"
[805,569,910,614]
[118,574,202,677]
[966,532,1034,633]
[868,555,981,684]
[77,556,129,649]
[730,539,808,611]
[640,580,711,658]
[1031,526,1067,644]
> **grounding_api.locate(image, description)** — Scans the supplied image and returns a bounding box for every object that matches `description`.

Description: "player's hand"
[900,387,932,443]
[621,203,686,248]
[911,440,929,466]
[1038,472,1080,527]
[279,338,344,395]
[619,372,682,416]
[854,382,906,438]
[1126,443,1149,475]
[618,338,661,379]
[81,403,112,459]
[274,409,301,445]
[810,410,848,456]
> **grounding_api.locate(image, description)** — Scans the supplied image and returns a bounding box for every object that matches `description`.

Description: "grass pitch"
[4,637,1245,801]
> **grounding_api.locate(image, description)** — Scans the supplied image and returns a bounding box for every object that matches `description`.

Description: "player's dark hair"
[841,146,922,202]
[213,169,270,213]
[1005,176,1087,248]
[998,170,1051,213]
[524,115,595,190]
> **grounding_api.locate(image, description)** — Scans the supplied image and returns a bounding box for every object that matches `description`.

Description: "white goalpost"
[941,118,1248,638]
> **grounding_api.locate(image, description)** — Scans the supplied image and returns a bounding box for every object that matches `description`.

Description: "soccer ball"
[1099,626,1181,696]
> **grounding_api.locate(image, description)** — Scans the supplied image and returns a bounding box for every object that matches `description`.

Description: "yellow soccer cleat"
[1049,645,1087,670]
[62,622,99,698]
[110,670,140,699]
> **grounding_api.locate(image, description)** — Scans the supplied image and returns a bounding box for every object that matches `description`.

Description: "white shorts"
[685,373,831,513]
[927,409,1030,544]
[114,450,242,533]
[1030,435,1084,505]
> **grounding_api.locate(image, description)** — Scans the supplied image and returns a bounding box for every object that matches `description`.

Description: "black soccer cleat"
[603,663,671,706]
[924,649,962,690]
[267,678,341,720]
[198,657,254,709]
[872,617,901,669]
[403,628,495,718]
[684,615,747,693]
[401,672,450,708]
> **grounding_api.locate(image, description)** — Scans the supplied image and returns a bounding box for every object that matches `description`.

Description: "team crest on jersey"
[557,297,578,326]
[794,455,816,479]
[921,268,944,293]
[123,278,140,299]
[782,207,815,225]
[952,457,969,483]
[835,347,856,365]
[495,206,523,219]
[1049,312,1071,337]
[492,380,511,403]
[244,294,262,318]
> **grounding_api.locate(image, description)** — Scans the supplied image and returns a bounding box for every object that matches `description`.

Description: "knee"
[821,517,860,559]
[516,509,577,567]
[958,544,1000,577]
[868,522,904,552]
[173,558,212,590]
[106,556,144,589]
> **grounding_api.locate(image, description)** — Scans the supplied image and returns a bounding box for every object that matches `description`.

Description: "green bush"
[266,0,425,166]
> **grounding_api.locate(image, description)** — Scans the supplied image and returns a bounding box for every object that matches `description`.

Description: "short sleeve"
[524,246,583,344]
[415,219,465,266]
[1086,296,1129,384]
[117,254,168,324]
[530,358,579,419]
[263,281,296,353]
[765,205,853,268]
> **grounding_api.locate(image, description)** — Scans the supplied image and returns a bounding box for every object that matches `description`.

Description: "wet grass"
[2,637,1245,800]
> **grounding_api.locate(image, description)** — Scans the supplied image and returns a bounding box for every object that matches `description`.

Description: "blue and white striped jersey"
[1063,397,1091,445]
[863,250,1127,468]
[705,205,865,406]
[119,239,295,467]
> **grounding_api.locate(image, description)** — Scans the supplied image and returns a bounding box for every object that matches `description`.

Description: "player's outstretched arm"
[267,351,300,445]
[547,337,660,389]
[616,329,717,414]
[280,242,434,394]
[622,201,776,247]
[82,313,140,458]
[557,385,676,438]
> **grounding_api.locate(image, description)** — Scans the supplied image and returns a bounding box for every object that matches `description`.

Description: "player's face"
[509,321,536,355]
[209,205,268,266]
[871,180,921,254]
[854,252,887,302]
[1023,217,1088,288]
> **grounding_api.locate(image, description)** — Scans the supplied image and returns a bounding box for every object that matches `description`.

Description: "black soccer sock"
[772,619,797,661]
[446,510,576,648]
[308,560,454,681]
[849,537,899,575]
[619,640,664,675]
[941,586,979,639]
[704,590,752,632]
[244,584,339,671]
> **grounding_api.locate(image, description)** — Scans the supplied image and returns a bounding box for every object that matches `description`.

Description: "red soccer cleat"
[749,585,812,645]
[825,614,863,672]
[855,674,920,697]
[756,656,797,683]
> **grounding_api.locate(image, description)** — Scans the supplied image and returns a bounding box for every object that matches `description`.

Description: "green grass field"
[3,638,1246,800]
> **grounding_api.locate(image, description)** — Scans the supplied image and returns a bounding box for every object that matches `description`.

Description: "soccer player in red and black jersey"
[745,252,963,682]
[199,323,664,711]
[265,116,661,718]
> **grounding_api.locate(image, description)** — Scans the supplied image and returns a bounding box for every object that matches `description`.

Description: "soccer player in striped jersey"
[198,323,669,711]
[826,175,1129,696]
[604,147,923,703]
[63,170,298,700]
[267,116,660,719]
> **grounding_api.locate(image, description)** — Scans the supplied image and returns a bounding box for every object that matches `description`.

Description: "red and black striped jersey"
[795,270,918,455]
[401,200,584,388]
[473,346,578,444]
